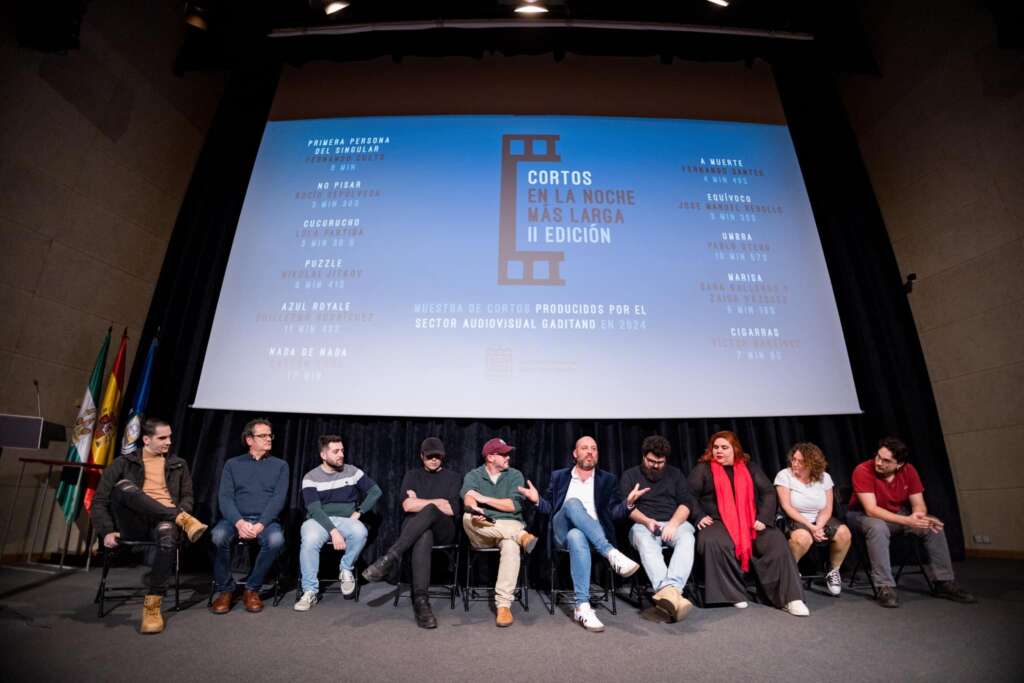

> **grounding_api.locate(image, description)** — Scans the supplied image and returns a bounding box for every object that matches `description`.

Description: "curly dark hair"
[699,431,750,464]
[878,436,909,463]
[641,435,671,459]
[786,442,827,483]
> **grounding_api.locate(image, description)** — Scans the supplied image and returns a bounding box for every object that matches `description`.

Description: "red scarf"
[711,460,757,572]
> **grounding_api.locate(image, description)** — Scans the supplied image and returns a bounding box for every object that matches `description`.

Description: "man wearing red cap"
[461,437,539,627]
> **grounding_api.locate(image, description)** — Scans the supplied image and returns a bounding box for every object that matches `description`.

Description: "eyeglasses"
[423,454,443,461]
[252,433,274,440]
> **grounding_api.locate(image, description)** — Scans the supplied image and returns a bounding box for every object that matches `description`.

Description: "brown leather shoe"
[210,591,234,614]
[495,606,513,627]
[243,589,264,613]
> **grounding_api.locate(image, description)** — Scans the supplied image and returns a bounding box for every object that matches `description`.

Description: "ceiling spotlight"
[515,4,548,14]
[324,1,349,14]
[183,3,210,31]
[707,0,730,6]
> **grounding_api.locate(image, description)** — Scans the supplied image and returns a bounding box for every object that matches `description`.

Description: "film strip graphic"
[498,134,566,286]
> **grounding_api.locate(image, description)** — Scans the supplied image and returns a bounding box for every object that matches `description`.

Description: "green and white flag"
[55,327,111,522]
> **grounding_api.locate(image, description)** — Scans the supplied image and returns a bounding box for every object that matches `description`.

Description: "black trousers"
[387,505,456,598]
[696,523,804,608]
[111,480,181,595]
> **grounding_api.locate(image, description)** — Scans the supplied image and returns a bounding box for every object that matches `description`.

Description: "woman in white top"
[774,442,851,595]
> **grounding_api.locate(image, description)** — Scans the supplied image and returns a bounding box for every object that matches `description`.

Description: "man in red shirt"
[847,436,975,608]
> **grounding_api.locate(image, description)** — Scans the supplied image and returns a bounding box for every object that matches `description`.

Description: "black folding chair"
[848,530,934,596]
[392,543,460,610]
[462,543,529,612]
[95,540,181,618]
[310,545,363,602]
[544,525,616,615]
[207,537,285,608]
[626,545,703,609]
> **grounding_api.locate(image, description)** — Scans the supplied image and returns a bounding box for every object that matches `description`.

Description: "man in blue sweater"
[210,418,289,614]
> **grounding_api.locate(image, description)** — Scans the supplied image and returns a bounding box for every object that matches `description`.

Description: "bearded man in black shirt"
[363,437,461,628]
[620,435,699,623]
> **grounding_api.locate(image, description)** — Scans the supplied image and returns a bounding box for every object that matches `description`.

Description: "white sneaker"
[574,603,605,633]
[606,549,640,578]
[294,590,318,611]
[825,568,842,596]
[340,569,357,597]
[784,599,810,617]
[733,601,749,609]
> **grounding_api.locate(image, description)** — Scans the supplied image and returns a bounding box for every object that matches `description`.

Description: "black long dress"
[687,460,804,607]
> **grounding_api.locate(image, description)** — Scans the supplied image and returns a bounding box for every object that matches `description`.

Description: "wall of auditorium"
[839,1,1024,555]
[0,25,782,561]
[0,7,225,560]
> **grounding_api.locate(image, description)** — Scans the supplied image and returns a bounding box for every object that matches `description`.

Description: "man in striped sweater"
[294,434,382,611]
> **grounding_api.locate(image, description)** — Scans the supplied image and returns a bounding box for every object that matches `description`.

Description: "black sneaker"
[877,585,900,608]
[413,595,437,629]
[932,581,977,604]
[362,552,398,583]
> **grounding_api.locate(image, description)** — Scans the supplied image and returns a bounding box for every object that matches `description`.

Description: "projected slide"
[194,115,860,419]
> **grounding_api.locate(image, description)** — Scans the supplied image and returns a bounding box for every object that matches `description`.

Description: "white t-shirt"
[773,467,834,525]
[565,468,598,520]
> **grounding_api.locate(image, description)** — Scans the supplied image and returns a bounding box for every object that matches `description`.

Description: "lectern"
[0,414,71,568]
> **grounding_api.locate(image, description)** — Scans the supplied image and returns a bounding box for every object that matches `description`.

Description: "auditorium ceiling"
[170,1,881,75]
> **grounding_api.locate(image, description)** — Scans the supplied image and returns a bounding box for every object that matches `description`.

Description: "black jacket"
[90,451,195,539]
[687,461,777,527]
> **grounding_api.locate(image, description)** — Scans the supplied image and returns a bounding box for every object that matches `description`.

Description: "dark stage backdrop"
[121,55,964,573]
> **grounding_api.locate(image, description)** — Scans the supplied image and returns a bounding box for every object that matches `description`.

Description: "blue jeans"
[299,516,368,593]
[628,521,695,592]
[553,498,614,606]
[211,518,285,593]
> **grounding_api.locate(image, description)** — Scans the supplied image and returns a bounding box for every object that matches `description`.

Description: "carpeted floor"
[0,558,1021,682]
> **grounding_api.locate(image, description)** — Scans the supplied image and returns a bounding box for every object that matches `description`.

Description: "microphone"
[33,379,41,417]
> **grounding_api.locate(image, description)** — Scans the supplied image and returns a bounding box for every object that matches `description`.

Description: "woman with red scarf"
[687,431,809,616]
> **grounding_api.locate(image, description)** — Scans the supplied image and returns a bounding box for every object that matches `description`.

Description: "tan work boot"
[653,585,683,622]
[175,511,208,543]
[495,606,514,627]
[140,595,164,634]
[674,595,694,622]
[517,531,539,554]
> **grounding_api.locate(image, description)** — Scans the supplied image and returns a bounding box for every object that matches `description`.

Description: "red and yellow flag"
[83,329,129,511]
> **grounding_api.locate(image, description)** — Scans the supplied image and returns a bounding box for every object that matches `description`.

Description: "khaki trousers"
[462,514,524,608]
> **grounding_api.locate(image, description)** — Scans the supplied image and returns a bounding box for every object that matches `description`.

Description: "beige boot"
[140,595,164,634]
[175,511,208,543]
[652,585,683,623]
[674,594,694,622]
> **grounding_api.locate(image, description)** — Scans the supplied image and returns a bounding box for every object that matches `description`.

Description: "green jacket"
[460,465,525,522]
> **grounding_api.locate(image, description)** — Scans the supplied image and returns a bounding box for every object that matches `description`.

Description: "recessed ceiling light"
[515,4,548,14]
[325,1,349,14]
[707,0,730,7]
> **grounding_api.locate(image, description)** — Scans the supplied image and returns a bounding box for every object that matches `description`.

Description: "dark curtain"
[125,55,964,576]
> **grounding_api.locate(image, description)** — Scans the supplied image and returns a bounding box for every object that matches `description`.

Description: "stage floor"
[1,558,1021,682]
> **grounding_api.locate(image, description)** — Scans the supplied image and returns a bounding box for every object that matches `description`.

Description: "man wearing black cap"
[460,437,538,627]
[362,437,462,628]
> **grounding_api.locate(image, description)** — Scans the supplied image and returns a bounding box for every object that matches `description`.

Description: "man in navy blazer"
[519,435,647,632]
